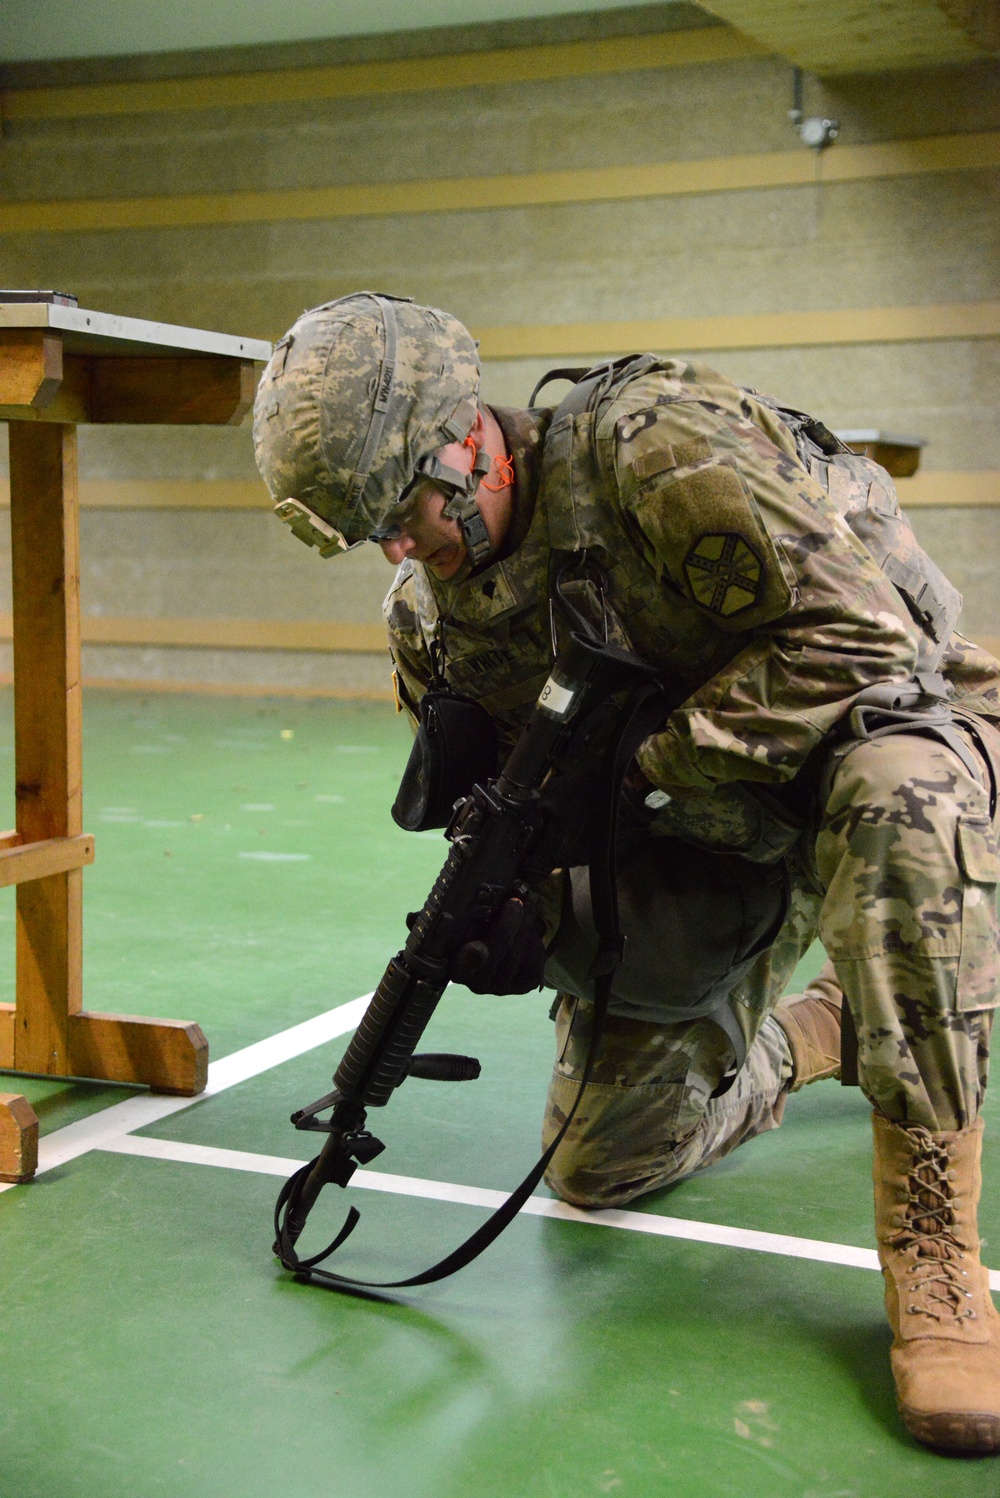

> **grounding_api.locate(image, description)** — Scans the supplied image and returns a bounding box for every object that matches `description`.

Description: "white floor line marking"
[104,1135,306,1176]
[97,1136,883,1272]
[12,1009,1000,1295]
[104,1132,1000,1290]
[0,994,372,1191]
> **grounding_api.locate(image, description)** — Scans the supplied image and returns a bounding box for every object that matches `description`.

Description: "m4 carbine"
[273,630,660,1293]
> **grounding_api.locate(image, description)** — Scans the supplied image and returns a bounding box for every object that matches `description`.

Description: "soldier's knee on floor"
[543,1131,692,1210]
[543,1161,617,1209]
[543,1159,671,1210]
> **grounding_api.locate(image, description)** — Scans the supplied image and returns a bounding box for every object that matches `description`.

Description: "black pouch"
[391,691,500,831]
[543,838,788,1025]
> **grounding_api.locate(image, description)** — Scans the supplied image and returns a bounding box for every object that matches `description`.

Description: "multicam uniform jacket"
[384,357,1000,813]
[384,356,1000,1146]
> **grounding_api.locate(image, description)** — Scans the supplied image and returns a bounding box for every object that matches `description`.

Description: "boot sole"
[902,1405,1000,1456]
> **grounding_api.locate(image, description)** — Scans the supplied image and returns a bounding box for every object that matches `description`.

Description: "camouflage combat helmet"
[253,292,493,564]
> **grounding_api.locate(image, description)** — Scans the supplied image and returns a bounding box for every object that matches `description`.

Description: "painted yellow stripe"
[475,301,1000,358]
[82,676,394,699]
[895,471,1000,507]
[14,479,269,509]
[73,479,269,508]
[0,614,387,653]
[0,472,995,511]
[3,130,997,236]
[1,28,763,122]
[0,675,394,700]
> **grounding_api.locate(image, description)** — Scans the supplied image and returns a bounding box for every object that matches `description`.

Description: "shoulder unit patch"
[684,533,764,617]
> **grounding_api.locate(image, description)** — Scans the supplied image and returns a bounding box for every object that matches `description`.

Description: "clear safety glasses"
[365,488,426,545]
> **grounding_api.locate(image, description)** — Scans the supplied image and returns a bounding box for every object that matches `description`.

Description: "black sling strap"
[274,668,667,1294]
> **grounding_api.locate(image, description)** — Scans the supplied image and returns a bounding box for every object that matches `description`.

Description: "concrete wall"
[1,4,997,693]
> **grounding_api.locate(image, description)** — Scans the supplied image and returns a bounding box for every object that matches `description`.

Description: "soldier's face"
[376,431,483,579]
[375,414,512,579]
[376,483,467,579]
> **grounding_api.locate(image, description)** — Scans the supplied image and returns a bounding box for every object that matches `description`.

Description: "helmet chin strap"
[414,446,494,568]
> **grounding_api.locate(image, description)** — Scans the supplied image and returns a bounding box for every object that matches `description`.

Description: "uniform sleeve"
[941,632,1000,729]
[382,563,433,732]
[606,395,922,791]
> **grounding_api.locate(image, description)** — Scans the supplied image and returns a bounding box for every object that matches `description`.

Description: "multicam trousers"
[542,718,1000,1208]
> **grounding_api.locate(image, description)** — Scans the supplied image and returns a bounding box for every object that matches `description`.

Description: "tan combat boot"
[872,1111,1000,1454]
[772,959,842,1089]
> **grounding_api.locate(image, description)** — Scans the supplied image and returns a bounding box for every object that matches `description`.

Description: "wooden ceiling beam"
[695,0,999,72]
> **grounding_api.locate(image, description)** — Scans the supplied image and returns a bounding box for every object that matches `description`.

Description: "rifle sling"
[277,674,747,1292]
[275,680,662,1292]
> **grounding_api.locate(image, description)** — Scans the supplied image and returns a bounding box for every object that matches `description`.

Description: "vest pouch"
[391,690,500,831]
[544,837,787,1025]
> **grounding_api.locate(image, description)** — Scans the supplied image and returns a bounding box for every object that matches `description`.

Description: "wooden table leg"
[9,423,82,1077]
[6,423,207,1096]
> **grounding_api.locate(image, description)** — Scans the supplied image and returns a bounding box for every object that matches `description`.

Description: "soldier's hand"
[451,896,547,995]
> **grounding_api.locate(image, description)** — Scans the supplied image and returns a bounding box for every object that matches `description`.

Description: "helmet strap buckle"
[420,448,495,567]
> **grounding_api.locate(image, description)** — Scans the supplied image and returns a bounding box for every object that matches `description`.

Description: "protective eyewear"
[273,486,427,558]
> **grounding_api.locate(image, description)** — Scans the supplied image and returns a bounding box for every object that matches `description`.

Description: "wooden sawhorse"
[0,297,271,1179]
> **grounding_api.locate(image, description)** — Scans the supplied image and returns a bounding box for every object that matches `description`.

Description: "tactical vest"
[541,356,962,687]
[412,356,962,746]
[747,388,961,687]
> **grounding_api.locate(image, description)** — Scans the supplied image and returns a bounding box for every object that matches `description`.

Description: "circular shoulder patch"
[684,533,764,617]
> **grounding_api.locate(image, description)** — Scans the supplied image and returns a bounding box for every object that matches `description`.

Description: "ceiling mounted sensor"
[788,66,839,151]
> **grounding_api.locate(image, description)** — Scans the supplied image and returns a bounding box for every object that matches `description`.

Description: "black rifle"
[273,630,661,1293]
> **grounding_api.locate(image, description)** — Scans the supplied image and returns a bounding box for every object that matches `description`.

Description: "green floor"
[1,688,998,1498]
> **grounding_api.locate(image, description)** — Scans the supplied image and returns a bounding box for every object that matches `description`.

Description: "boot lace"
[890,1127,976,1323]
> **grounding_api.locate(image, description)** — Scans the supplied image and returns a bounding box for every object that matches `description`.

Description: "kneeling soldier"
[255,292,1000,1455]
